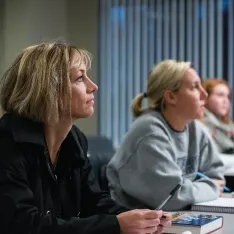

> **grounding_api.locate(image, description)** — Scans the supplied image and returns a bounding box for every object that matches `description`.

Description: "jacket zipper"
[44,149,57,182]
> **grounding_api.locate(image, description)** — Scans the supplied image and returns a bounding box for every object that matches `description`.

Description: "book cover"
[191,197,234,213]
[163,212,223,234]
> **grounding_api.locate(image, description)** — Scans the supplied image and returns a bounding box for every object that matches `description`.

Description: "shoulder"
[131,111,170,135]
[189,120,214,144]
[0,130,33,178]
[118,111,171,150]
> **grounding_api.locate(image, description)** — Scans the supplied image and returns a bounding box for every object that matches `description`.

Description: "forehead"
[70,52,87,70]
[182,68,200,84]
[70,63,86,78]
[213,83,230,94]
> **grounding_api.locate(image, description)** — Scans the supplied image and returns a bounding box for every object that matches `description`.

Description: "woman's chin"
[195,111,205,120]
[78,109,94,119]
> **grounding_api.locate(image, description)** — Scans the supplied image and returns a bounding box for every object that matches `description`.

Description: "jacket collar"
[0,113,45,147]
[0,114,86,162]
[0,113,86,164]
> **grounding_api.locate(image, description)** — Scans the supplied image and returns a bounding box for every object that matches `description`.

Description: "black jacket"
[0,114,125,234]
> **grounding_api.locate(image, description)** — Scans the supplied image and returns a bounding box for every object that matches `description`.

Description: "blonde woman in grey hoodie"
[107,60,225,211]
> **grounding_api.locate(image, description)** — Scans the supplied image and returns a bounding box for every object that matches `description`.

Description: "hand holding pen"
[196,172,230,192]
[151,184,180,234]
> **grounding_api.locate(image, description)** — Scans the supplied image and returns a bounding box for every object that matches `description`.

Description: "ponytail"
[131,93,145,117]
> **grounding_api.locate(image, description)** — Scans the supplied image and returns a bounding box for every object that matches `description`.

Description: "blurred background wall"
[0,0,99,135]
[1,0,233,145]
[99,0,234,145]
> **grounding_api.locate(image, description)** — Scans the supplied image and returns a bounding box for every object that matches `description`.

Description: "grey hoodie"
[203,108,234,154]
[202,108,234,175]
[107,110,224,211]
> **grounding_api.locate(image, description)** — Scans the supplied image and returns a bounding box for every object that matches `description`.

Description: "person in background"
[107,60,225,211]
[202,78,234,191]
[0,42,172,234]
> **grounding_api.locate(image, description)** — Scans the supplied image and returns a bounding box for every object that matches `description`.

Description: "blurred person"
[202,79,234,154]
[202,78,234,190]
[107,60,225,211]
[0,42,172,234]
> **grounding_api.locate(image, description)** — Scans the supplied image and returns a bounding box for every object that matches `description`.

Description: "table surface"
[185,193,234,234]
[199,212,232,234]
[216,193,234,233]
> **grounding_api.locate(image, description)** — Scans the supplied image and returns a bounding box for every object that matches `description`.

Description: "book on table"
[163,212,223,234]
[191,197,234,213]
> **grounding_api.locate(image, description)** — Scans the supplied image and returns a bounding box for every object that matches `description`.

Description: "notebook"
[163,212,223,234]
[191,197,234,213]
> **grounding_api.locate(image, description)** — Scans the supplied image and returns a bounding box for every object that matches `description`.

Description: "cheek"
[207,98,226,115]
[185,94,200,106]
[207,97,217,108]
[71,91,85,110]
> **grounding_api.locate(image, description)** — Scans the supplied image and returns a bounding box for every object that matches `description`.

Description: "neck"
[206,108,224,122]
[162,108,188,131]
[44,119,73,165]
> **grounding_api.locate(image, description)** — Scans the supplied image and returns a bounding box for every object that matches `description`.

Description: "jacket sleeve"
[0,138,121,234]
[76,129,130,216]
[80,156,130,217]
[110,130,223,211]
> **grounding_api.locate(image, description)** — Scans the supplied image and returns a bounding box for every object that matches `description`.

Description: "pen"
[156,183,182,210]
[196,172,231,192]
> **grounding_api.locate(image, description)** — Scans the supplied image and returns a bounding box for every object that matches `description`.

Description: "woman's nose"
[224,97,230,105]
[87,79,98,93]
[201,87,208,100]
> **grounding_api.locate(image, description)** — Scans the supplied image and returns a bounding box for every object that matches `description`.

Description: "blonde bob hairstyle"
[0,42,92,124]
[131,59,191,117]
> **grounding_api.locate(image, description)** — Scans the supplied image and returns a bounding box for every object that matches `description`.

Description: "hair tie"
[143,92,148,98]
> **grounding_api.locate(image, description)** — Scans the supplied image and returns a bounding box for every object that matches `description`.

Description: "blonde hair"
[0,42,92,123]
[131,59,191,117]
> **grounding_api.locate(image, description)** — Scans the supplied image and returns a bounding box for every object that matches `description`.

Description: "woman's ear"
[164,90,177,105]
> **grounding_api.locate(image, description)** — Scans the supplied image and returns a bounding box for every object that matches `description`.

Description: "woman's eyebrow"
[192,79,201,84]
[79,69,85,73]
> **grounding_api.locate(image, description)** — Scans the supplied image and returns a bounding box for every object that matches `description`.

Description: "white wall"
[0,0,99,135]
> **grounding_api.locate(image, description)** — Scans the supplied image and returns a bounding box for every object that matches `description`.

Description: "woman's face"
[206,84,230,118]
[69,61,98,120]
[173,68,207,120]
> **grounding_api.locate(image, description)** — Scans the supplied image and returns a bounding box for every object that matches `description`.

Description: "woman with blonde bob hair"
[0,42,172,234]
[107,59,225,211]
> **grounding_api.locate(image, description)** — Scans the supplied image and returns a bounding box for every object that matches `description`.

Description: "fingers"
[117,209,171,234]
[219,188,224,197]
[218,181,225,186]
[139,218,161,229]
[160,219,172,228]
[161,212,172,221]
[142,209,163,219]
[213,179,225,186]
[153,225,164,234]
[153,211,172,232]
[160,212,172,229]
[213,180,225,196]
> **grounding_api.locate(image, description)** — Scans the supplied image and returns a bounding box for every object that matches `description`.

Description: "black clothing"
[0,114,125,234]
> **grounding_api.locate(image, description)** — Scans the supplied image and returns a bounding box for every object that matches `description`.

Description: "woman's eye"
[76,76,84,82]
